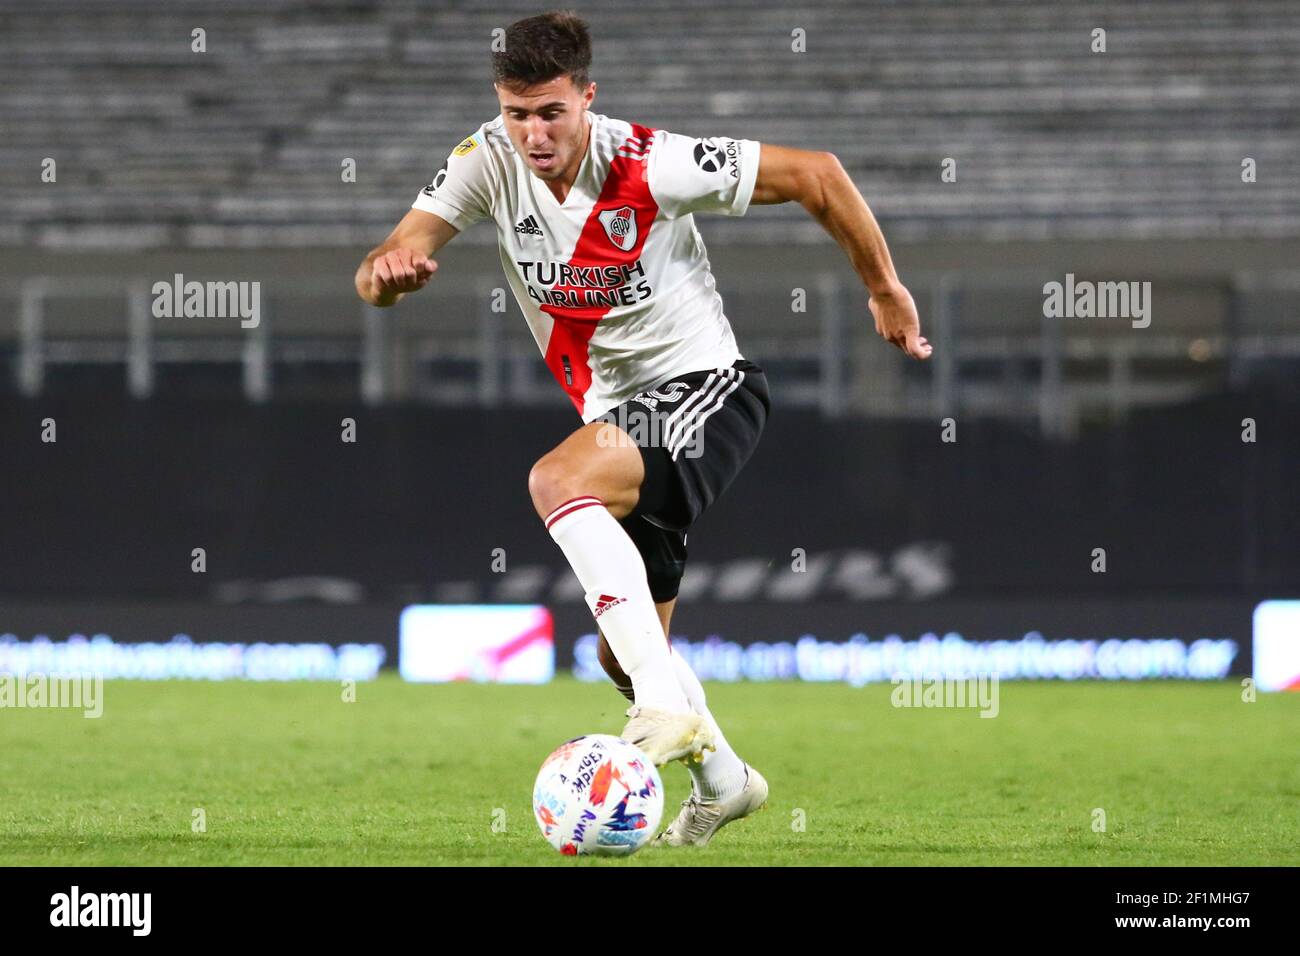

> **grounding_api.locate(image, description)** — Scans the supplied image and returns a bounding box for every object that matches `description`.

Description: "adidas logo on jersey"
[514,214,544,237]
[592,593,626,618]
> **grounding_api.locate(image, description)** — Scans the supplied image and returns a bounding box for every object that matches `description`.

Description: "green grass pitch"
[2,676,1296,866]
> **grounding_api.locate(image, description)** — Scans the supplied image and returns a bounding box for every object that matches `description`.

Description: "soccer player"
[355,11,930,846]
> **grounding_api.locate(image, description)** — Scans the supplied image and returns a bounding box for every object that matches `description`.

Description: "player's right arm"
[357,127,494,307]
[355,209,457,308]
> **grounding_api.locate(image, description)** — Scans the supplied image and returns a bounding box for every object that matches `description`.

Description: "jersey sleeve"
[646,130,761,219]
[411,130,494,231]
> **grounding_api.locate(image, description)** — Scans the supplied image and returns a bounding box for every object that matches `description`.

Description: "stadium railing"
[2,267,1297,437]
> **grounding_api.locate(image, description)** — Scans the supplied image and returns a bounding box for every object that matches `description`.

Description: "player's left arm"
[750,144,931,360]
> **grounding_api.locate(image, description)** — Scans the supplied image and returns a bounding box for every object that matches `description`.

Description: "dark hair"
[492,10,592,93]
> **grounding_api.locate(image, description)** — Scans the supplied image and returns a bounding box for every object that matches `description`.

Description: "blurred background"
[1,0,1297,687]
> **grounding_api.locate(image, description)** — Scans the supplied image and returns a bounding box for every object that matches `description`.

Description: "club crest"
[598,205,638,251]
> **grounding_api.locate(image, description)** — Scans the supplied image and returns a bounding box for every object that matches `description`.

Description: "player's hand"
[869,283,932,360]
[370,248,438,302]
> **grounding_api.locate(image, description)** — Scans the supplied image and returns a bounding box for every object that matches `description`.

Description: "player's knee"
[528,454,578,518]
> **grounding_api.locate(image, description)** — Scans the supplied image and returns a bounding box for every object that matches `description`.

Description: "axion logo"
[693,139,742,179]
[421,164,448,197]
[693,139,725,172]
[592,593,626,618]
[597,205,637,251]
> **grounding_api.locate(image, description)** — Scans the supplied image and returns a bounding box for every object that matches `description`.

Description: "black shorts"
[594,358,770,602]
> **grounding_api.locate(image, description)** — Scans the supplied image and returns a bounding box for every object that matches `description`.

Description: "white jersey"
[411,111,760,422]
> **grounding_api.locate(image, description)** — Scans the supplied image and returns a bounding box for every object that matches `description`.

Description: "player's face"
[495,76,595,181]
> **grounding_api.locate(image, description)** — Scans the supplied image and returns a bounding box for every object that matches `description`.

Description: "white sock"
[546,497,689,712]
[669,647,747,800]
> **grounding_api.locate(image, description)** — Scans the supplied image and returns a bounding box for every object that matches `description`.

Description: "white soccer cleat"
[654,764,769,847]
[620,705,716,766]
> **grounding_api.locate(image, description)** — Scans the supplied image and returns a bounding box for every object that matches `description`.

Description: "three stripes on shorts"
[661,366,745,461]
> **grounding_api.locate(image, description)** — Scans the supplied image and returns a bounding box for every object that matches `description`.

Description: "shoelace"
[676,793,723,838]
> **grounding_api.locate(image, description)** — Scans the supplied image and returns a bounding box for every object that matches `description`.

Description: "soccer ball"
[532,734,664,856]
